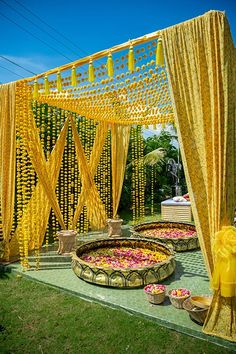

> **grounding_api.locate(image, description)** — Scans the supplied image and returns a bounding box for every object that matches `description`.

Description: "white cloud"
[1,55,48,73]
[0,54,64,84]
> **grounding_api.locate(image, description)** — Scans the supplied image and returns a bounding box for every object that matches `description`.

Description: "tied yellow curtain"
[0,82,16,261]
[163,10,236,342]
[111,124,131,217]
[211,226,236,298]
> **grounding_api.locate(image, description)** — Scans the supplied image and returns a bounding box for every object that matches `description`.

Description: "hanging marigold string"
[5,33,176,270]
[131,125,145,224]
[151,165,154,216]
[138,125,145,220]
[31,39,174,127]
[52,106,59,241]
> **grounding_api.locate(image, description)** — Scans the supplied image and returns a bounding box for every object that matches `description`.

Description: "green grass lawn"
[0,272,234,354]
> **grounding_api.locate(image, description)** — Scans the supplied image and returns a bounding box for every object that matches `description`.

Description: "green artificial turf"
[0,272,234,354]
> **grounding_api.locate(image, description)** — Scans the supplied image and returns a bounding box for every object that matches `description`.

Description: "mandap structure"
[0,10,235,342]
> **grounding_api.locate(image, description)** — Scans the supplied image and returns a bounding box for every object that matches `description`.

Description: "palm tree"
[126,147,166,170]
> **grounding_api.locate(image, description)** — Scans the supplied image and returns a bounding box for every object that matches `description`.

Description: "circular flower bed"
[72,238,175,288]
[131,221,199,252]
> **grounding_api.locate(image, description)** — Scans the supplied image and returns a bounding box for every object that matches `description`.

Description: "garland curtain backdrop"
[0,10,235,342]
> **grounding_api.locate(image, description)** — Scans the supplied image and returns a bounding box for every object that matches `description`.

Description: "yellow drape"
[17,98,65,229]
[111,124,131,217]
[163,10,236,342]
[70,117,107,229]
[9,118,69,258]
[0,82,16,261]
[72,120,109,229]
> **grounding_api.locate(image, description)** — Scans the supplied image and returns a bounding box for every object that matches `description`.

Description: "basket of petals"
[144,284,166,304]
[168,288,191,309]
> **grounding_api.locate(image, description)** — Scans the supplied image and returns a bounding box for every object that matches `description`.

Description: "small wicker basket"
[183,297,209,324]
[145,291,166,304]
[168,289,191,309]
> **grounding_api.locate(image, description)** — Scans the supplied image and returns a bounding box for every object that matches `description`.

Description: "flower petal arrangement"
[169,288,190,298]
[142,227,196,239]
[131,222,199,252]
[144,284,166,294]
[168,288,191,309]
[81,247,168,269]
[144,284,166,304]
[72,238,175,288]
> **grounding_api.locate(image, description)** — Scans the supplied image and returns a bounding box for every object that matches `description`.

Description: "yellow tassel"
[162,123,166,129]
[71,66,77,86]
[128,44,135,73]
[145,124,149,129]
[44,75,50,95]
[88,60,95,82]
[107,52,114,77]
[153,124,157,130]
[156,38,165,67]
[57,71,62,92]
[33,80,39,99]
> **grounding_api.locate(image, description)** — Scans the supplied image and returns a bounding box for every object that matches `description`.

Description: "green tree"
[119,129,187,215]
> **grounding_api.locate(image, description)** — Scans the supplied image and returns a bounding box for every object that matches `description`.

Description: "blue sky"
[0,0,235,83]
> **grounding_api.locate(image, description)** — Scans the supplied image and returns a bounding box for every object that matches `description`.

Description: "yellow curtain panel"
[111,124,131,217]
[17,88,66,230]
[70,117,107,229]
[0,82,16,261]
[163,10,236,342]
[72,121,109,229]
[10,117,70,259]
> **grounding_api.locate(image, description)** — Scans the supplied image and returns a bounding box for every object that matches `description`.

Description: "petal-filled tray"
[72,238,175,288]
[130,221,199,252]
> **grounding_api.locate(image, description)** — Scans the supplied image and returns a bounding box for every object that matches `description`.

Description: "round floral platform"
[130,221,199,252]
[72,238,175,288]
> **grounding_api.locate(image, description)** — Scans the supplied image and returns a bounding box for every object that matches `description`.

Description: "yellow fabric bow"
[211,226,236,297]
